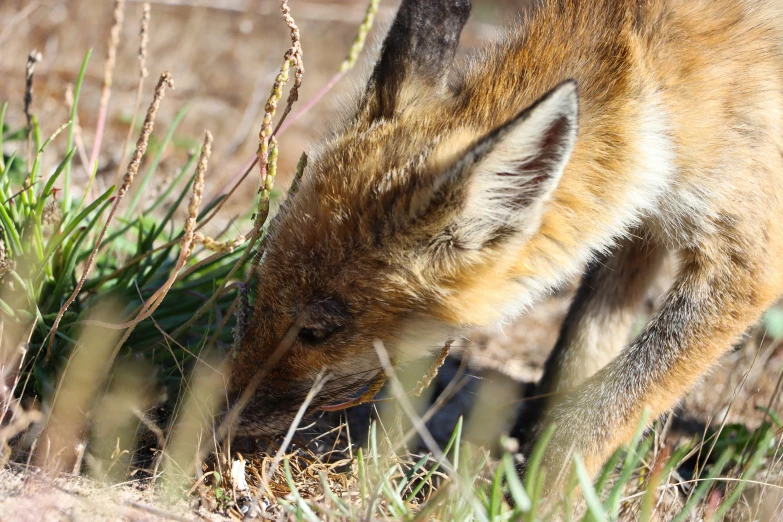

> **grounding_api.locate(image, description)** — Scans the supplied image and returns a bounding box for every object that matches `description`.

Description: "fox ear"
[357,0,471,122]
[431,81,579,250]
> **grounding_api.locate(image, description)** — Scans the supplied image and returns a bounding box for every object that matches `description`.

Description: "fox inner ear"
[438,81,580,250]
[357,0,471,122]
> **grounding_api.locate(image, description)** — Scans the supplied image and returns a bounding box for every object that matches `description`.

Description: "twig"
[45,72,175,365]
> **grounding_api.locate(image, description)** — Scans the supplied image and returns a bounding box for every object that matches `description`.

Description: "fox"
[228,0,783,490]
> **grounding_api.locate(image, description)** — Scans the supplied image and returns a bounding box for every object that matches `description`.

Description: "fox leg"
[527,242,778,490]
[538,234,666,395]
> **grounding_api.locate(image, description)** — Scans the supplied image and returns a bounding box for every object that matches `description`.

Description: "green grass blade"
[358,447,367,512]
[574,454,608,522]
[73,158,100,216]
[594,447,623,496]
[672,447,735,522]
[143,167,198,250]
[502,452,532,513]
[606,409,652,516]
[47,197,115,310]
[398,453,429,496]
[712,428,774,520]
[452,415,463,472]
[29,121,70,194]
[64,49,92,214]
[1,150,17,182]
[488,460,506,517]
[405,416,464,502]
[124,106,189,219]
[41,185,115,267]
[35,148,76,218]
[318,472,352,517]
[283,459,320,522]
[0,198,22,255]
[147,150,199,214]
[524,423,556,522]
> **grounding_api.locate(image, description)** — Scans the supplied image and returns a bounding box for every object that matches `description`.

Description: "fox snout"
[226,305,387,437]
[227,366,382,437]
[226,376,313,437]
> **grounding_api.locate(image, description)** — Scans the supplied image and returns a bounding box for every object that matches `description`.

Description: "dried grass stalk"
[412,341,452,396]
[37,301,123,475]
[160,355,225,494]
[90,0,126,171]
[272,0,304,135]
[81,130,212,334]
[320,341,452,412]
[46,72,175,364]
[180,131,212,260]
[119,72,174,199]
[340,0,380,72]
[276,0,379,136]
[113,2,151,187]
[256,56,291,172]
[193,233,246,254]
[256,0,303,170]
[0,240,13,281]
[290,152,307,197]
[63,84,91,178]
[24,50,42,166]
[23,50,42,138]
[245,372,328,516]
[169,0,305,343]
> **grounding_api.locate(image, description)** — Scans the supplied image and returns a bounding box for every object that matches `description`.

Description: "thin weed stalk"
[372,339,491,522]
[276,0,379,137]
[170,0,305,342]
[24,49,42,167]
[113,2,150,188]
[80,131,212,333]
[208,0,379,201]
[46,72,175,364]
[90,0,125,173]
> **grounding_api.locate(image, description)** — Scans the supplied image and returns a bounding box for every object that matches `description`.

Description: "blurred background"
[0,0,530,221]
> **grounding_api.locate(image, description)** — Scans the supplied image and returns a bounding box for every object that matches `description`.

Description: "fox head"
[228,0,579,436]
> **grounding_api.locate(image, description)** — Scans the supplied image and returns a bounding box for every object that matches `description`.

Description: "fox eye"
[297,296,349,346]
[298,324,340,345]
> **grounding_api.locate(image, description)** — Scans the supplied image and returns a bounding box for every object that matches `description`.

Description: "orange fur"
[229,0,783,490]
